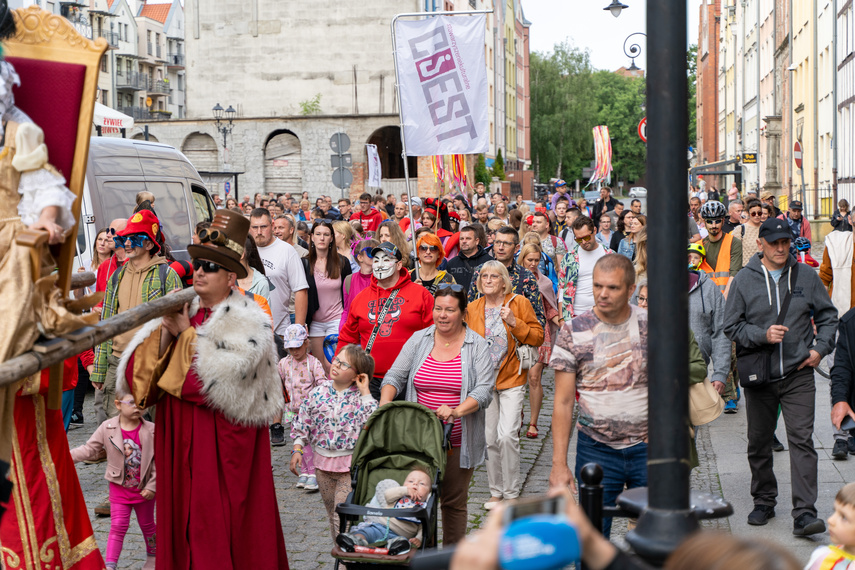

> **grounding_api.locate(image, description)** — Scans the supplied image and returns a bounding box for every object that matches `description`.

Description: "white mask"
[372,251,398,280]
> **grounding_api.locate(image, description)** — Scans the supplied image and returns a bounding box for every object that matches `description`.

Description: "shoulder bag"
[735,264,798,388]
[505,295,539,374]
[365,288,401,353]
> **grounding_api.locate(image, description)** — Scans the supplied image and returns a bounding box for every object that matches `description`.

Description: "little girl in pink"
[278,323,327,492]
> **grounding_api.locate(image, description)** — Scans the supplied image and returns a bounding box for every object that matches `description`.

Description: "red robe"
[0,360,104,569]
[126,310,289,569]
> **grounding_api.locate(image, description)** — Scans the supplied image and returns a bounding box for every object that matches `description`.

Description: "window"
[125,24,129,41]
[191,184,215,223]
[101,55,107,72]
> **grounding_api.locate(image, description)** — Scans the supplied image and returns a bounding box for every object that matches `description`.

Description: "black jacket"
[832,308,855,408]
[302,253,352,327]
[445,246,493,291]
[591,196,618,226]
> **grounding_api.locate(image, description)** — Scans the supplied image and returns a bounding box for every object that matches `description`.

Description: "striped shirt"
[413,354,463,447]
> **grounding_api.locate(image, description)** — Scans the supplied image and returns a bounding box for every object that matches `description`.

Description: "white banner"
[365,144,382,188]
[394,14,489,156]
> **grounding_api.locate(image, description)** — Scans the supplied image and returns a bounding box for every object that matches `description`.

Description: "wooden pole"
[70,271,96,290]
[0,288,197,387]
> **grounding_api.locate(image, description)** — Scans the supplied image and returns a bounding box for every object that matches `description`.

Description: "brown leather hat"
[187,209,249,278]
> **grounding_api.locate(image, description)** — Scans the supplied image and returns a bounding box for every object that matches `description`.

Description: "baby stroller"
[332,401,453,569]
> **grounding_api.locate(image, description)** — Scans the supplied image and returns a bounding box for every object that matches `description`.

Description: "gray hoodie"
[723,254,838,381]
[688,270,730,385]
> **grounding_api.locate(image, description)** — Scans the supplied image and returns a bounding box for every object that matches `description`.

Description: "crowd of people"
[64,177,855,569]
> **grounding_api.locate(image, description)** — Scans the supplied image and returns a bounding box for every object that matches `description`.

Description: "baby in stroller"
[336,467,432,556]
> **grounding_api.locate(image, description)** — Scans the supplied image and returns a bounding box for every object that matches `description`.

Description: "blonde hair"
[518,243,543,268]
[135,191,155,205]
[487,218,505,232]
[476,260,513,295]
[378,221,412,268]
[837,482,855,508]
[522,231,541,246]
[332,220,355,246]
[634,227,648,280]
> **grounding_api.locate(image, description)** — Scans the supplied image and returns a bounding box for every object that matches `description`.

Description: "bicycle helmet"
[699,200,727,220]
[794,237,811,252]
[687,243,706,257]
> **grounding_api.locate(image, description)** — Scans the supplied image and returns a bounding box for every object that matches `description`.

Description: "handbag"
[689,378,725,426]
[735,264,798,388]
[505,295,539,374]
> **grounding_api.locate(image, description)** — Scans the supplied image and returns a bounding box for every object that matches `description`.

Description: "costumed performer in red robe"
[117,209,289,569]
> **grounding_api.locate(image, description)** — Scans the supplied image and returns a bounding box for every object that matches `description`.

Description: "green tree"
[530,41,598,183]
[474,153,491,185]
[591,70,647,184]
[492,149,506,180]
[687,44,698,149]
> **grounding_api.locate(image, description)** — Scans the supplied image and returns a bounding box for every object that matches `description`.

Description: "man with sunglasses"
[700,200,743,298]
[558,216,612,322]
[119,209,290,567]
[91,209,181,516]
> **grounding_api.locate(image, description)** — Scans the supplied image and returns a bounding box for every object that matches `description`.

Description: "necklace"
[439,329,464,348]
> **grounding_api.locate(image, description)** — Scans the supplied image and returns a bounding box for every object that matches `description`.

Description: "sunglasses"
[749,210,762,217]
[574,234,594,243]
[192,259,225,273]
[107,227,118,236]
[437,283,465,292]
[419,245,439,253]
[113,234,149,249]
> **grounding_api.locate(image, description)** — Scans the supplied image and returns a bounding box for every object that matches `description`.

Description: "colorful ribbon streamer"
[589,126,613,186]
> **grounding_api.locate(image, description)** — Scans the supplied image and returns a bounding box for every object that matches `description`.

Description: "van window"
[99,180,191,260]
[191,185,215,223]
[76,221,87,256]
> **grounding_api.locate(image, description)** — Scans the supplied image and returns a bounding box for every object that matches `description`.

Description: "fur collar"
[117,291,283,426]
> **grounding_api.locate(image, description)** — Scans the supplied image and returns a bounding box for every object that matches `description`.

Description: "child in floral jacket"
[290,344,378,541]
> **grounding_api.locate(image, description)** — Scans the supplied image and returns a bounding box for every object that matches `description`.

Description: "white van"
[75,137,216,269]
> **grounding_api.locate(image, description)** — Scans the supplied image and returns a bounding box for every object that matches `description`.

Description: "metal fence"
[788,187,834,220]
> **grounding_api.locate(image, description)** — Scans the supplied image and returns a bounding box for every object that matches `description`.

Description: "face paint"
[372,251,397,280]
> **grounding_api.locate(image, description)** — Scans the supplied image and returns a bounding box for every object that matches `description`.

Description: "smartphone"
[842,416,855,432]
[502,495,566,525]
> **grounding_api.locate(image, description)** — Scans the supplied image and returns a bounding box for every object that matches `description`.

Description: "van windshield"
[99,180,191,260]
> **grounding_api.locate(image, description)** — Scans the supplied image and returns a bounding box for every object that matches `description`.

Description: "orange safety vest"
[704,233,733,293]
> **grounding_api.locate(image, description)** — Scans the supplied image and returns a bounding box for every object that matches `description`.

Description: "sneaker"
[303,475,318,491]
[270,423,285,446]
[336,532,368,552]
[793,513,826,536]
[69,411,84,425]
[94,501,111,517]
[295,475,308,488]
[833,439,849,460]
[747,505,775,526]
[484,497,502,511]
[772,434,785,452]
[848,436,855,455]
[723,400,738,414]
[387,536,411,556]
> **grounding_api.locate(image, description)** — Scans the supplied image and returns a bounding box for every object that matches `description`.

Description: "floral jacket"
[557,242,613,322]
[278,353,327,418]
[290,380,377,453]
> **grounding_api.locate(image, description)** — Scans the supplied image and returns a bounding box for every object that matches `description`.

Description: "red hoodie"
[350,208,384,233]
[336,267,434,378]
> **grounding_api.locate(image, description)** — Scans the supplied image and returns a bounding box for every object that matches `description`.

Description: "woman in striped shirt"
[380,285,493,545]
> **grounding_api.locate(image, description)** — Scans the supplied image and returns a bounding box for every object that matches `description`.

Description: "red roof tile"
[139,3,170,24]
[106,0,114,7]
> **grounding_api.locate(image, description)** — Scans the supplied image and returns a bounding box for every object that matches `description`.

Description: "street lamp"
[212,103,236,148]
[623,32,647,71]
[604,0,629,18]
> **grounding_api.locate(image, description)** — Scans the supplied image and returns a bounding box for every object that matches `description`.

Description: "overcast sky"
[523,0,702,71]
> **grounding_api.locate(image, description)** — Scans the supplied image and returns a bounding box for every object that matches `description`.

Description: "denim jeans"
[574,431,648,538]
[351,521,402,545]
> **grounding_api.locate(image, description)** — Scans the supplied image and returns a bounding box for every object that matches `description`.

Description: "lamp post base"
[625,507,699,567]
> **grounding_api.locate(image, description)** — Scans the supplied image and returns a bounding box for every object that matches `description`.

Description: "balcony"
[148,80,172,95]
[156,44,162,58]
[167,53,185,68]
[150,109,173,121]
[100,31,119,48]
[118,106,152,120]
[147,41,153,56]
[116,71,147,91]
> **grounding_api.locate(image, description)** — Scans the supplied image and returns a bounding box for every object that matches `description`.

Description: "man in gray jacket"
[724,218,838,536]
[688,270,730,396]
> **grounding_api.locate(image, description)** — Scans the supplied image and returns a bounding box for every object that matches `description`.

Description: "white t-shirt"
[575,247,607,314]
[257,238,309,335]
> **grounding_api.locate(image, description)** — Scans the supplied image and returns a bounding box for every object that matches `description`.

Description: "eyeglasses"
[419,245,439,253]
[481,273,501,281]
[493,240,516,248]
[113,234,149,249]
[637,296,648,305]
[192,259,225,273]
[704,218,724,225]
[437,283,465,292]
[749,210,762,217]
[331,357,352,370]
[118,400,138,408]
[574,234,594,243]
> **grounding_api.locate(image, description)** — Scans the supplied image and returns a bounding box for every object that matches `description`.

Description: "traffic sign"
[224,181,231,195]
[794,141,803,169]
[330,133,351,154]
[332,167,353,189]
[638,117,647,143]
[331,154,352,168]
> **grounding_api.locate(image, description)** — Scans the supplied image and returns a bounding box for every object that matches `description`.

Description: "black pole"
[144,125,149,142]
[624,0,698,565]
[578,463,604,570]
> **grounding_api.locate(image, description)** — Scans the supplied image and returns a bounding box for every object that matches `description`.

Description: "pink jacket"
[71,418,156,493]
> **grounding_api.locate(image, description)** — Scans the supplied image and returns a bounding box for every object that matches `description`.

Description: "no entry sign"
[638,117,647,143]
[794,141,803,170]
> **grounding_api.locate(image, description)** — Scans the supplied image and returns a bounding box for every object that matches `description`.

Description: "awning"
[93,102,134,131]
